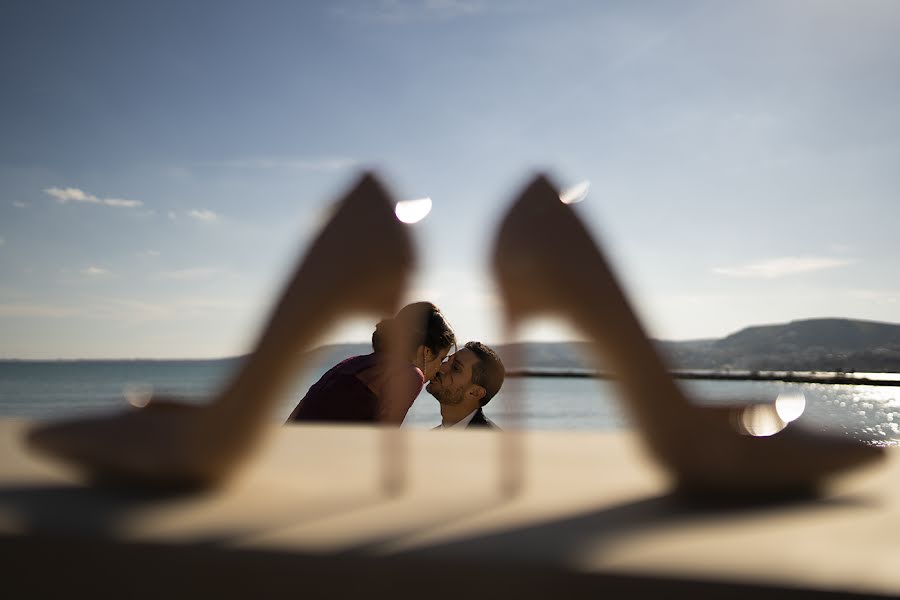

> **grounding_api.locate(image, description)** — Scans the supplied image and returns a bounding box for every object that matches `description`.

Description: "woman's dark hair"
[372,302,456,357]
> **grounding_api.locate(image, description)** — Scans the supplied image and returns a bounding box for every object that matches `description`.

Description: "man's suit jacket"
[433,408,500,430]
[466,408,500,429]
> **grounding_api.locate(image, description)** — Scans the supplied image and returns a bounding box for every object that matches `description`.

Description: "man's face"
[425,348,479,406]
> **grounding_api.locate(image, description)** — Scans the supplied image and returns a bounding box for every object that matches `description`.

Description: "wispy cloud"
[158,267,223,281]
[81,266,110,277]
[332,0,487,23]
[188,209,218,222]
[713,256,854,279]
[198,156,357,171]
[138,249,161,258]
[12,201,27,208]
[44,187,143,208]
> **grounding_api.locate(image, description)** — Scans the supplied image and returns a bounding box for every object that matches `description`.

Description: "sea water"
[1,359,898,445]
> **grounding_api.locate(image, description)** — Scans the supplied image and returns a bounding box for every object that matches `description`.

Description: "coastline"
[507,368,900,387]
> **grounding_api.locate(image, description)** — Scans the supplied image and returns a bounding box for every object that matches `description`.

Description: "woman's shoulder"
[332,353,378,373]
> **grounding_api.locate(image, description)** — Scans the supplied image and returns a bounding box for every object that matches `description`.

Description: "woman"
[287,301,455,424]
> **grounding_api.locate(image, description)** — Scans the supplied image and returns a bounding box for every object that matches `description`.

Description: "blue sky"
[1,0,899,358]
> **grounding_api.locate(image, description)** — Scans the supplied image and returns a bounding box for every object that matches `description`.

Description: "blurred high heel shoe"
[492,175,884,499]
[28,172,414,489]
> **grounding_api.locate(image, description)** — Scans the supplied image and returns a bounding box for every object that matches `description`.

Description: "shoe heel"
[495,312,526,498]
[491,177,568,498]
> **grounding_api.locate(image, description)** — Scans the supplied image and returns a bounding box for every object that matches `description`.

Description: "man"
[425,341,505,429]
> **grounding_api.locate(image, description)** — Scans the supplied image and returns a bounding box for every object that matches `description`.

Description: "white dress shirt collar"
[442,408,478,429]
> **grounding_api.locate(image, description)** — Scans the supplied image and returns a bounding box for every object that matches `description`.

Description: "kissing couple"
[286,302,505,430]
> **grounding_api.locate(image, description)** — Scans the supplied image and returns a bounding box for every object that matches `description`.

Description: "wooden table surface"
[1,419,897,598]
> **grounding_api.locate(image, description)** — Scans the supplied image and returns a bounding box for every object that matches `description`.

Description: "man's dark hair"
[465,341,505,406]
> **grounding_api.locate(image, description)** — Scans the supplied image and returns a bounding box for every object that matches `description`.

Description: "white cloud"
[82,266,110,277]
[138,249,161,258]
[158,267,223,281]
[167,211,177,221]
[45,187,91,203]
[12,201,27,208]
[44,187,143,208]
[713,257,854,279]
[198,156,357,171]
[188,209,218,222]
[103,198,142,208]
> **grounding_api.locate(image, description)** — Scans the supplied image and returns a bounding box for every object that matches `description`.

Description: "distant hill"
[717,318,900,353]
[658,318,900,372]
[305,318,900,374]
